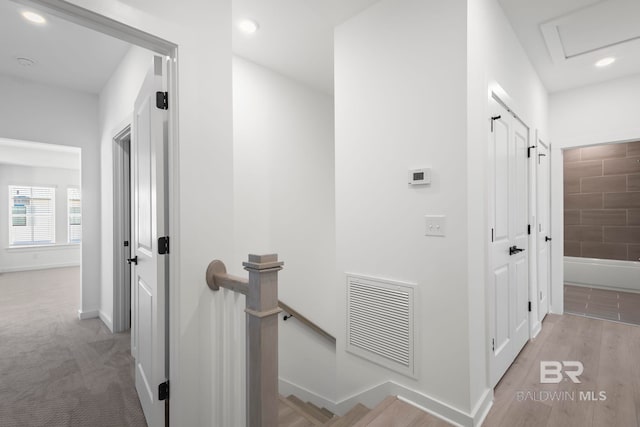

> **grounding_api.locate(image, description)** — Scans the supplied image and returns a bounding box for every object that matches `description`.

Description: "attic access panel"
[540,0,640,62]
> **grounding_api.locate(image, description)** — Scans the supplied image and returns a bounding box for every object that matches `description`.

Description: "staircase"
[207,256,452,426]
[278,395,452,427]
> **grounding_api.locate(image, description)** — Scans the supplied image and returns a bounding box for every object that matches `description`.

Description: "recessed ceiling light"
[595,57,615,67]
[237,19,259,34]
[22,11,46,24]
[17,57,36,67]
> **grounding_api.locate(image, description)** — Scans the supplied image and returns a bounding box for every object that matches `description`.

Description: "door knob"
[127,256,138,265]
[545,236,552,242]
[509,246,525,255]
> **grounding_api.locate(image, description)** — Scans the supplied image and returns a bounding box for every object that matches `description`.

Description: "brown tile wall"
[564,141,640,261]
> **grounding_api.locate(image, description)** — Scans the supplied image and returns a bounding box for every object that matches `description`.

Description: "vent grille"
[346,274,415,377]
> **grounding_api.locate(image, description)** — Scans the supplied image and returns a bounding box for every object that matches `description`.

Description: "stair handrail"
[206,254,284,427]
[278,300,336,345]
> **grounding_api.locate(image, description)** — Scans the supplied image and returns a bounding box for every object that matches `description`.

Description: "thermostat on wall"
[408,168,431,185]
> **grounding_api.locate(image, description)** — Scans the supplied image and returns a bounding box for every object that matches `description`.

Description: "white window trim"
[8,185,56,247]
[67,186,82,244]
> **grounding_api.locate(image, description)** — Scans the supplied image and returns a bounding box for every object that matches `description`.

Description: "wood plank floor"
[484,313,640,427]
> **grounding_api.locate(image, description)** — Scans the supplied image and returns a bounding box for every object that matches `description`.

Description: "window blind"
[9,186,56,245]
[67,187,82,243]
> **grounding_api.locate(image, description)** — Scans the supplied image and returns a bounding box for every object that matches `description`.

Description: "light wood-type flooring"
[484,313,640,427]
[278,394,451,426]
[284,313,640,426]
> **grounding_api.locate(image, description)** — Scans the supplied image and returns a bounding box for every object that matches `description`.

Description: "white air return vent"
[346,274,415,377]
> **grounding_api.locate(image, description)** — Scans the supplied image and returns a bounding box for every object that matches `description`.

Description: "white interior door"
[537,139,551,321]
[488,98,530,387]
[131,55,168,427]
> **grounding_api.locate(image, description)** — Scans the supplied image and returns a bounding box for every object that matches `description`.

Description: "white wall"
[549,73,640,313]
[98,45,154,331]
[0,74,100,318]
[232,56,336,400]
[0,164,80,272]
[335,0,477,419]
[467,0,549,411]
[59,1,235,425]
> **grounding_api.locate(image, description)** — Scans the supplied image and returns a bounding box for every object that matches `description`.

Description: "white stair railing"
[206,254,284,427]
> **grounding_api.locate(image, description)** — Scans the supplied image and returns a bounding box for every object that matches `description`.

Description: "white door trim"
[113,124,132,334]
[27,1,181,422]
[535,133,551,324]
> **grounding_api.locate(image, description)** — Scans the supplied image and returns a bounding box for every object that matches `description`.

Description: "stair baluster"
[206,254,284,427]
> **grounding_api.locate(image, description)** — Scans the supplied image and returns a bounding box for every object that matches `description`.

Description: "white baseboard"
[0,262,80,273]
[78,309,99,320]
[280,378,493,427]
[470,388,493,427]
[531,320,542,339]
[279,378,336,412]
[99,310,114,332]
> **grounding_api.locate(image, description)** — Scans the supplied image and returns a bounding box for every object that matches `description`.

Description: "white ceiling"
[0,138,80,170]
[233,0,382,94]
[2,0,635,98]
[498,0,640,93]
[0,0,131,94]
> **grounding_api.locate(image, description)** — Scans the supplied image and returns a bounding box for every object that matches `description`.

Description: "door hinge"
[490,115,501,132]
[527,145,537,158]
[158,236,170,255]
[491,228,494,242]
[527,224,531,235]
[158,381,169,401]
[528,301,532,312]
[156,91,168,110]
[492,338,495,352]
[124,240,129,247]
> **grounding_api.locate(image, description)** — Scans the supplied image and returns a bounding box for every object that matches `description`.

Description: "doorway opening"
[562,141,640,325]
[5,1,178,425]
[113,125,132,333]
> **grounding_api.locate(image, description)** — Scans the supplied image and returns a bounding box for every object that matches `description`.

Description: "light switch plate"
[425,215,446,237]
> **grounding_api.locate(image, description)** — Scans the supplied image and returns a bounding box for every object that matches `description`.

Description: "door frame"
[113,124,132,333]
[486,86,534,387]
[535,132,551,323]
[25,0,180,423]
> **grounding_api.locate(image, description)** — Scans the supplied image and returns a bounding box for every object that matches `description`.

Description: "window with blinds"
[9,186,56,245]
[67,187,81,243]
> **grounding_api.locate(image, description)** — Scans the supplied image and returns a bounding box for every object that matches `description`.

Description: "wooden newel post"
[243,254,283,427]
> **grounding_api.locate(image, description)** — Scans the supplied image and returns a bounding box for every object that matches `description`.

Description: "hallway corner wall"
[335,0,474,419]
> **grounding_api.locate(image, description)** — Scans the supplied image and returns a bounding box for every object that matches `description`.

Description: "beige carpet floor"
[0,267,147,427]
